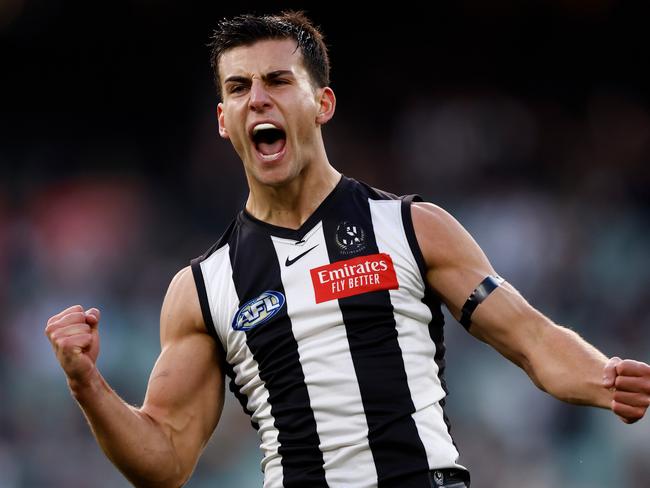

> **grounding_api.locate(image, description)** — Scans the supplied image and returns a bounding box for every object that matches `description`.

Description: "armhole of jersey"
[190,257,220,343]
[400,195,429,283]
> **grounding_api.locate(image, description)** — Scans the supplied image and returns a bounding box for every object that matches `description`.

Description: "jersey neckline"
[239,174,351,241]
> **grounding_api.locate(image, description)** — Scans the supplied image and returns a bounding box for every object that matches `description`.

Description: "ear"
[315,87,336,125]
[217,103,229,139]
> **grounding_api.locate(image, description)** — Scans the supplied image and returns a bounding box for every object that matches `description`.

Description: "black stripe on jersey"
[190,218,239,341]
[401,197,458,448]
[323,195,431,488]
[399,196,426,279]
[424,284,456,444]
[224,360,260,431]
[228,224,327,488]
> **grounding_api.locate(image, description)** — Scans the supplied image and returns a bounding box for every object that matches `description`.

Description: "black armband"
[459,275,504,330]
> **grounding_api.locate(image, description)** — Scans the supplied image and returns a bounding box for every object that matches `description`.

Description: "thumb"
[603,356,622,388]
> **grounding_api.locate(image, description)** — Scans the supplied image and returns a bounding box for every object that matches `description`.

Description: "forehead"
[219,38,305,80]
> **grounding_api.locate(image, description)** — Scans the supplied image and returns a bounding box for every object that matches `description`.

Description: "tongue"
[257,138,285,156]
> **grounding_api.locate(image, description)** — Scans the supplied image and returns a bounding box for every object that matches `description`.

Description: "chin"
[251,165,298,188]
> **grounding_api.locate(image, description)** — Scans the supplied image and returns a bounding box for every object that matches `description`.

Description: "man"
[45,11,650,488]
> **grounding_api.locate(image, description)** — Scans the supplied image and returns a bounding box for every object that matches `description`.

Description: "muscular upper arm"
[140,266,225,482]
[411,202,549,369]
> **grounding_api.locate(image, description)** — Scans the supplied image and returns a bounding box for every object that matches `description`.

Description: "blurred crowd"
[2,86,648,488]
[1,1,649,487]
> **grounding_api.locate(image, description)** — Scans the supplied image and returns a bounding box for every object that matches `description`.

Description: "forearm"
[525,322,612,408]
[69,369,184,488]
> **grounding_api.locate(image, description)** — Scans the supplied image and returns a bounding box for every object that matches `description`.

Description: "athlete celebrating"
[45,11,650,488]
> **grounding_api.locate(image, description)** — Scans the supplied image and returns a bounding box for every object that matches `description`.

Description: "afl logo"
[335,221,366,255]
[232,291,286,331]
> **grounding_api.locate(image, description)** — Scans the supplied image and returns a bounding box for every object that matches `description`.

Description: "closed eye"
[223,75,251,96]
[228,84,248,94]
[266,70,294,86]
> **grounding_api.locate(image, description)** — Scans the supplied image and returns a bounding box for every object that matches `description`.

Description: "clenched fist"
[603,356,650,424]
[45,305,101,386]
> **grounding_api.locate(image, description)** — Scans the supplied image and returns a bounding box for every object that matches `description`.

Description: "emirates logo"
[310,253,398,303]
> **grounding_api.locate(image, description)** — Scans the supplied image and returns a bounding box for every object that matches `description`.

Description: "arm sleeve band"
[459,275,504,330]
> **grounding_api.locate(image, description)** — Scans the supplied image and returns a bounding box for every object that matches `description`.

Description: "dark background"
[1,1,649,486]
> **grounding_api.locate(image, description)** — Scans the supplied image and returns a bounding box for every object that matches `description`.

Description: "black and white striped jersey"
[191,175,465,488]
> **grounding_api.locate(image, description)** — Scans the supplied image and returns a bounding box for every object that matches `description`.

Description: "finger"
[45,312,88,336]
[603,356,622,388]
[613,390,650,408]
[59,334,93,355]
[47,305,84,326]
[611,400,646,424]
[85,308,101,327]
[615,375,650,394]
[616,359,650,378]
[50,323,92,341]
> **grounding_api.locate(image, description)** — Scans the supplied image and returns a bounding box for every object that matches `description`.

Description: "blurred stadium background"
[1,1,649,486]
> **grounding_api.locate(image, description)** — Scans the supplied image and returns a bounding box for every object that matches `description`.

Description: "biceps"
[413,203,498,317]
[141,334,224,462]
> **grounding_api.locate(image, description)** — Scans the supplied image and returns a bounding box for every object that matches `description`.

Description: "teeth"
[252,123,279,135]
[259,151,283,161]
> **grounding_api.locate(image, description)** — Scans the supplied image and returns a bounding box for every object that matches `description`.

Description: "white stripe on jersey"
[271,222,378,488]
[368,199,461,469]
[199,245,283,480]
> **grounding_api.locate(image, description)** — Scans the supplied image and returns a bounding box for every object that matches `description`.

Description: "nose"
[248,79,272,112]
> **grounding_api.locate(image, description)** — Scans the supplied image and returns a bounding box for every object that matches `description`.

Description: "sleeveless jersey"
[191,176,464,488]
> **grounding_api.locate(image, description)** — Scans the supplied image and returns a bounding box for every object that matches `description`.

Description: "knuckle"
[70,311,85,322]
[60,336,84,352]
[58,337,71,350]
[49,316,62,328]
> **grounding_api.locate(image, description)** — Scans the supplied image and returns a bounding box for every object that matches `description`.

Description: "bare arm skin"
[412,202,650,423]
[45,266,224,487]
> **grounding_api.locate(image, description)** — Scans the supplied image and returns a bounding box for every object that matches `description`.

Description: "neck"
[245,160,341,230]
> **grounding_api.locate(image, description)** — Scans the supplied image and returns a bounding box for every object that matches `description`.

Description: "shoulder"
[411,202,467,258]
[410,202,487,270]
[411,201,456,228]
[160,266,207,342]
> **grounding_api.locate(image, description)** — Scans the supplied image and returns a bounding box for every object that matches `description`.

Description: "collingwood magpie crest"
[335,221,366,255]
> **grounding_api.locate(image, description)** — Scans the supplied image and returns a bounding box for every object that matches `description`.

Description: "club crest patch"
[335,221,366,255]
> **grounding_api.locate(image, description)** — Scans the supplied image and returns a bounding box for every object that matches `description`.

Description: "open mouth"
[251,123,287,160]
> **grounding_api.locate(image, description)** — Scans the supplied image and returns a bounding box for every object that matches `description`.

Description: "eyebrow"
[223,70,294,85]
[265,70,294,80]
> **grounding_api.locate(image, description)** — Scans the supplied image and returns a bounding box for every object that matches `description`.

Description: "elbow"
[130,470,189,488]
